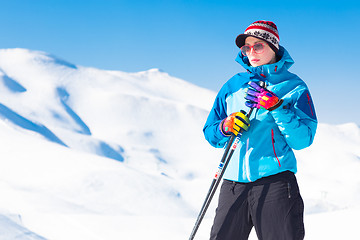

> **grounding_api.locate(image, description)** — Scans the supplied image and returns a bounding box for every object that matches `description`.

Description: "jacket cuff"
[270,102,292,124]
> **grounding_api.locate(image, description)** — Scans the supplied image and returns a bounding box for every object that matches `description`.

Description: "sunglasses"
[241,42,265,56]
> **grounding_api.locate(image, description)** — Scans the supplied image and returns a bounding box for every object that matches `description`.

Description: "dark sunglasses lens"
[241,46,251,55]
[253,43,264,53]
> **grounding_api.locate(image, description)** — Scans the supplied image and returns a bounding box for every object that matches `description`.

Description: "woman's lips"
[251,59,260,63]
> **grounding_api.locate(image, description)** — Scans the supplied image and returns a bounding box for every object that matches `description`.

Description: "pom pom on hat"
[236,20,280,54]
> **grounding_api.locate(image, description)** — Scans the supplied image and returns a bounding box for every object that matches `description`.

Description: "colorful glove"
[245,81,283,111]
[220,111,250,136]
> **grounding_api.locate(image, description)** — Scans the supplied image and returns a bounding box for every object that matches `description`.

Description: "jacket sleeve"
[203,89,230,148]
[270,87,317,150]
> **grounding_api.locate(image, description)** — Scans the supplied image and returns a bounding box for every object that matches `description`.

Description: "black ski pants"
[210,171,304,240]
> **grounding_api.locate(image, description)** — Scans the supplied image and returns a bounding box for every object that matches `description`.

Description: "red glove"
[220,112,250,136]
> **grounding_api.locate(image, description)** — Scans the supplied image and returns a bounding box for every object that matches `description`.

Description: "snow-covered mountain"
[0,48,359,239]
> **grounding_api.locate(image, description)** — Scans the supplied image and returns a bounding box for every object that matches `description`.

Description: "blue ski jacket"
[203,46,317,182]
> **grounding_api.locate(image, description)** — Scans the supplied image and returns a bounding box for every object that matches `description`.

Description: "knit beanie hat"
[235,20,280,54]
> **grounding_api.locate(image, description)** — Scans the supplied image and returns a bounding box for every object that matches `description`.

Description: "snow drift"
[0,48,359,239]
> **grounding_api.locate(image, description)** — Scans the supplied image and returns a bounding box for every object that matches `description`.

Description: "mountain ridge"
[0,48,359,239]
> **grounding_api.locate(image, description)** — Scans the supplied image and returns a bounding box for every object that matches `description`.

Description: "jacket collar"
[235,46,294,81]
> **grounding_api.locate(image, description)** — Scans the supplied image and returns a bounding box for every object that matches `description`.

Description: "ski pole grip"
[259,80,266,88]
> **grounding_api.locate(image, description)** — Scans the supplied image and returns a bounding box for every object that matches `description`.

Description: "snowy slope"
[0,48,359,239]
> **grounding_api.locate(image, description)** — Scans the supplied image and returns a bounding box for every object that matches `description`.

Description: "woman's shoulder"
[225,72,250,87]
[218,73,249,94]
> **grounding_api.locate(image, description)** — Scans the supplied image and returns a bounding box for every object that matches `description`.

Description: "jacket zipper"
[271,129,281,167]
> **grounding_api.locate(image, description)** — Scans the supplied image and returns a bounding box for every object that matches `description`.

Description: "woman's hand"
[245,81,283,111]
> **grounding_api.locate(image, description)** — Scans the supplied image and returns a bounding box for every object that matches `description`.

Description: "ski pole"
[189,81,265,240]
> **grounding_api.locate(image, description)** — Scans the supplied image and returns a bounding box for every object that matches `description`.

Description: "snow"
[0,48,359,239]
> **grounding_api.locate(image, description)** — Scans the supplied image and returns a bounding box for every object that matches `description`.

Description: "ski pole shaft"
[188,119,246,240]
[189,81,264,240]
[189,135,236,240]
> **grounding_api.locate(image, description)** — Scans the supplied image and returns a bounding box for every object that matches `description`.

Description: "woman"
[203,20,317,240]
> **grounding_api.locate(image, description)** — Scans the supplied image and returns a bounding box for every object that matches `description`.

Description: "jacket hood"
[235,46,294,78]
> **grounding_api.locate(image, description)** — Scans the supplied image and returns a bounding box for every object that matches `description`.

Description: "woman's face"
[244,36,277,67]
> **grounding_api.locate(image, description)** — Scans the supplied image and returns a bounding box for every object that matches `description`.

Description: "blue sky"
[1,0,359,125]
